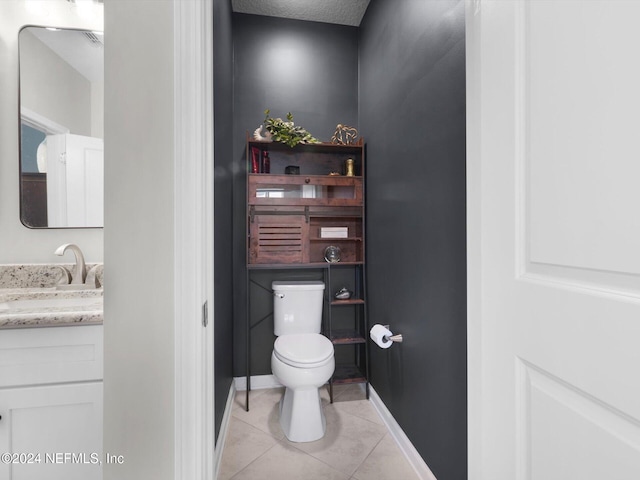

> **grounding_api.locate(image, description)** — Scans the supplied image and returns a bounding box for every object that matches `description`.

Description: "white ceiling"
[232,0,371,27]
[28,27,103,83]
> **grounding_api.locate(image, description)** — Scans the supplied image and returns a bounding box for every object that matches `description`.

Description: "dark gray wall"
[360,1,467,479]
[213,0,234,442]
[232,14,359,376]
[226,6,467,476]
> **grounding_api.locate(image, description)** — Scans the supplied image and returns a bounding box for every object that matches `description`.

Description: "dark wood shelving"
[308,208,362,218]
[332,365,367,385]
[248,139,364,155]
[248,173,363,179]
[247,137,364,178]
[331,298,365,306]
[330,329,366,344]
[309,237,363,242]
[249,139,364,148]
[247,261,364,270]
[246,137,368,408]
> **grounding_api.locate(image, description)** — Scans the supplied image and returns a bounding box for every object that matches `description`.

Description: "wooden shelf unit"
[245,137,369,408]
[324,262,368,397]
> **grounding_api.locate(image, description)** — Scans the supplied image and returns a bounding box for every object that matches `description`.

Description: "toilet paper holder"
[383,325,403,343]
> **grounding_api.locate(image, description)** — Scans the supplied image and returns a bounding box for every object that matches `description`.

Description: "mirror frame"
[18,25,104,229]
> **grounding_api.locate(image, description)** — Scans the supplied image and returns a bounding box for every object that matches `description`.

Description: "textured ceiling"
[231,0,370,27]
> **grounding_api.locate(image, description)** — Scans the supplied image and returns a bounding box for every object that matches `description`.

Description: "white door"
[46,133,104,227]
[467,1,640,479]
[64,134,104,227]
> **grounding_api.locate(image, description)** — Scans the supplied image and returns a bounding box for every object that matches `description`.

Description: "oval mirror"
[19,26,104,228]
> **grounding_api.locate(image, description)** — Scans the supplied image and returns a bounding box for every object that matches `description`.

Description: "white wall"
[91,80,104,138]
[103,1,175,478]
[0,0,103,263]
[20,29,92,137]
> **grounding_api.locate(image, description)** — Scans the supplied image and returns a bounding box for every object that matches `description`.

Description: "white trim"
[20,107,70,134]
[234,375,283,391]
[368,385,438,480]
[214,384,237,480]
[203,0,215,476]
[465,1,483,478]
[173,0,214,479]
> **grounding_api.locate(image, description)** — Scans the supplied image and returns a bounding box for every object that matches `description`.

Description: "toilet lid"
[274,334,334,367]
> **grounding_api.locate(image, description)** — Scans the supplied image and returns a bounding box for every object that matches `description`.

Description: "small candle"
[345,158,354,177]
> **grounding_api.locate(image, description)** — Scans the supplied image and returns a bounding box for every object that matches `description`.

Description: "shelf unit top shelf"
[248,138,364,152]
[249,173,363,179]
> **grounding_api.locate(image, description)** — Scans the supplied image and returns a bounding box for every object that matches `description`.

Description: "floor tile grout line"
[332,401,386,428]
[281,409,387,478]
[231,411,285,443]
[285,435,381,480]
[349,431,388,479]
[290,448,365,479]
[231,387,278,412]
[276,438,352,479]
[219,417,279,480]
[227,440,281,480]
[231,386,279,410]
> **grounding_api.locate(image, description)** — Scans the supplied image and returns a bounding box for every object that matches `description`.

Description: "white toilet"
[271,280,335,443]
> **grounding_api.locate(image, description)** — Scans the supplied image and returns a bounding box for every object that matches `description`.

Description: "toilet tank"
[272,281,325,336]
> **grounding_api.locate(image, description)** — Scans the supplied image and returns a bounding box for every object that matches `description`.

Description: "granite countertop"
[0,287,103,330]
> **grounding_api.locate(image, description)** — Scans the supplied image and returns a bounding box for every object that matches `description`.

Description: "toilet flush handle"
[273,293,285,299]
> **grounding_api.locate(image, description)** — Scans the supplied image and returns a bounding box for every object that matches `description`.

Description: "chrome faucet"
[55,243,87,285]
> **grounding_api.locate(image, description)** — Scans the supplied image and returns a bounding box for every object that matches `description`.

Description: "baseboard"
[214,382,236,479]
[368,385,438,480]
[234,374,283,391]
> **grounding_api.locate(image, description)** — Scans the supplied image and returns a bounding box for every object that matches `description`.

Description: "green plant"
[263,110,320,147]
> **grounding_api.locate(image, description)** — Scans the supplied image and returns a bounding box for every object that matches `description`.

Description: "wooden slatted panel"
[249,215,308,264]
[259,224,303,251]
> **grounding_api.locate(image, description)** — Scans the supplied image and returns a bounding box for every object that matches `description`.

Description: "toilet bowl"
[271,333,335,442]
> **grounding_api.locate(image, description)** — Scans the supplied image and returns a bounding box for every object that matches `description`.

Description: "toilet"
[271,281,335,443]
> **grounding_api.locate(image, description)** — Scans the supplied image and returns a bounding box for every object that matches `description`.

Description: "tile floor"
[218,384,420,480]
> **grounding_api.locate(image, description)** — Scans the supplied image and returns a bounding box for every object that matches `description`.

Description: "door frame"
[466,0,482,477]
[173,0,215,478]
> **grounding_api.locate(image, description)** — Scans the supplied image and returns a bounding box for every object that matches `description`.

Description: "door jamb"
[173,0,215,478]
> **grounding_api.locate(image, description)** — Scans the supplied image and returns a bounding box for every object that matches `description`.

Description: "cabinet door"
[0,382,103,480]
[249,214,309,264]
[248,174,363,207]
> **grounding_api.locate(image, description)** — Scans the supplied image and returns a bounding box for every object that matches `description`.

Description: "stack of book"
[250,147,270,173]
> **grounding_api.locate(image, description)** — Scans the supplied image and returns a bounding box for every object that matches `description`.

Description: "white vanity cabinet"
[0,325,103,480]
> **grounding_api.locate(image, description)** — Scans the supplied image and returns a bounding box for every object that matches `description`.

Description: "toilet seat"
[274,333,333,368]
